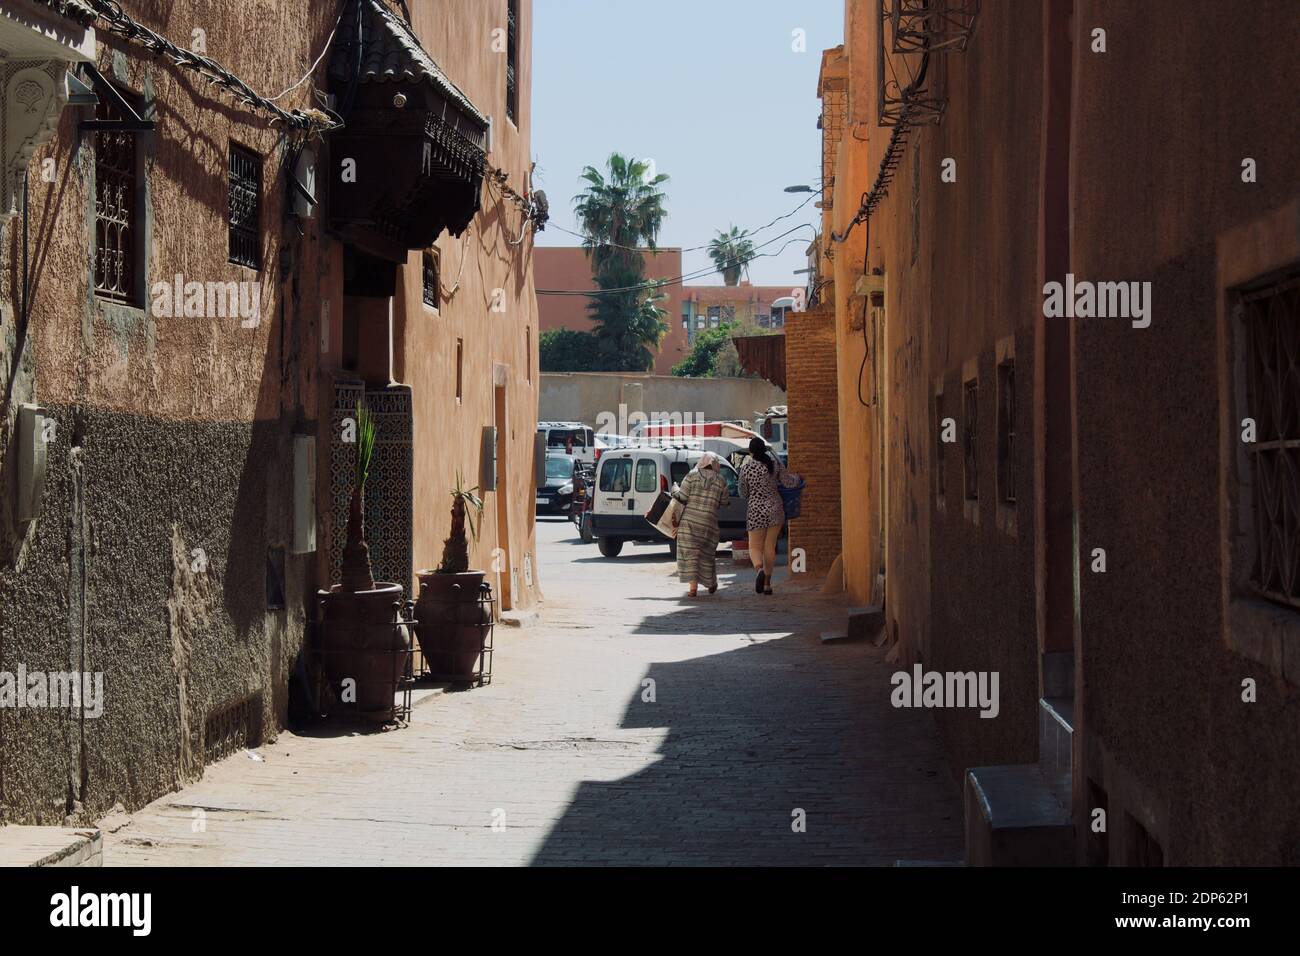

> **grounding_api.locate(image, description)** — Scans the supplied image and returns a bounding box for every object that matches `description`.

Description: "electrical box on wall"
[480,426,497,492]
[534,432,546,486]
[292,434,316,554]
[17,404,48,523]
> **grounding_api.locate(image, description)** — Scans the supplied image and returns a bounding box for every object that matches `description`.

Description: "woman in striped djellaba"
[671,452,730,598]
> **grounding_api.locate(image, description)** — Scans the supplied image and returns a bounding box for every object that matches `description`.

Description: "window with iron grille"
[93,92,141,303]
[935,390,946,501]
[997,359,1016,504]
[1241,272,1300,610]
[963,378,978,501]
[506,0,519,123]
[423,251,440,308]
[228,143,261,269]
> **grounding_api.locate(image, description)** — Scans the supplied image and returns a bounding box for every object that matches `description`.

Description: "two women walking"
[671,440,802,599]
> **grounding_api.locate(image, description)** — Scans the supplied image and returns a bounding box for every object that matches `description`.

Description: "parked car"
[536,453,578,514]
[537,421,596,464]
[590,444,747,558]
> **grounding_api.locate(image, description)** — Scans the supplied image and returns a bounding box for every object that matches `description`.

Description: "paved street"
[103,519,963,866]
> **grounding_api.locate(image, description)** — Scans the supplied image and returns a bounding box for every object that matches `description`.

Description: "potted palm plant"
[415,476,488,681]
[317,400,410,720]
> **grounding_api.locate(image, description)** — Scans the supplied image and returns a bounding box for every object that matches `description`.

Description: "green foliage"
[573,152,671,371]
[672,322,738,378]
[539,327,602,372]
[354,400,376,491]
[707,225,757,286]
[586,269,668,372]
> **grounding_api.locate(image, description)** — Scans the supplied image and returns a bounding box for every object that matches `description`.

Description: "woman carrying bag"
[739,438,802,596]
[671,451,730,598]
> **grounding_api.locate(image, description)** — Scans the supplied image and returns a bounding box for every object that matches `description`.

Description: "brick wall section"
[785,305,841,575]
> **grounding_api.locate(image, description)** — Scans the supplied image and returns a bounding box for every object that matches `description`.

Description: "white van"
[590,444,748,557]
[753,405,788,462]
[537,421,597,465]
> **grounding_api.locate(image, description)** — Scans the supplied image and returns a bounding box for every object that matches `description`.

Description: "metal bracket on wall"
[877,0,980,128]
[75,64,156,131]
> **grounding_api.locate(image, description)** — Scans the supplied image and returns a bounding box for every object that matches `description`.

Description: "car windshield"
[546,457,574,479]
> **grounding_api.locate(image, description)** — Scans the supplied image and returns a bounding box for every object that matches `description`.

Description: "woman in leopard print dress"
[738,438,801,595]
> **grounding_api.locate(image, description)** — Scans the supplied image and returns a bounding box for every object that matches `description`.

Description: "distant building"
[535,246,687,375]
[679,282,797,346]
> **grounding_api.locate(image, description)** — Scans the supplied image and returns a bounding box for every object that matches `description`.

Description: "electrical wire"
[269,6,346,102]
[549,188,821,255]
[536,224,817,296]
[81,0,338,132]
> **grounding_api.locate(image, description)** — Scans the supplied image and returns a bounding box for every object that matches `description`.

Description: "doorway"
[494,381,512,610]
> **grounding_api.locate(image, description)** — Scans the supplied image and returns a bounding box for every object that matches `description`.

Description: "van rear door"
[598,455,634,514]
[718,462,748,538]
[630,456,661,520]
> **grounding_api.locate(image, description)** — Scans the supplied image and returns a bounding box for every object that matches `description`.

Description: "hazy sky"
[531,0,844,288]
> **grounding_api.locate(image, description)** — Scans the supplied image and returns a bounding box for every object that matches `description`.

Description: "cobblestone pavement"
[103,519,963,865]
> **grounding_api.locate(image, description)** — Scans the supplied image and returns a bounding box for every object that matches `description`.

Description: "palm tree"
[708,226,756,286]
[573,153,670,370]
[572,153,670,278]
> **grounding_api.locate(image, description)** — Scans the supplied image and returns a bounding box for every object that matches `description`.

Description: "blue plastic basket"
[779,479,807,520]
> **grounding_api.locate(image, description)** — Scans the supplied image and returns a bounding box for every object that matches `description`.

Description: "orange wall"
[398,0,541,610]
[535,245,687,375]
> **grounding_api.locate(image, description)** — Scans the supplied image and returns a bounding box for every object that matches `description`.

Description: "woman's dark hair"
[749,437,774,474]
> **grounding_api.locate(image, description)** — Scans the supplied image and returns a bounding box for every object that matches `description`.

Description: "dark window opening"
[506,0,519,123]
[997,359,1016,504]
[266,547,286,610]
[1126,813,1164,867]
[422,250,440,308]
[228,143,261,269]
[455,338,464,402]
[1241,272,1300,610]
[963,378,978,501]
[93,90,142,303]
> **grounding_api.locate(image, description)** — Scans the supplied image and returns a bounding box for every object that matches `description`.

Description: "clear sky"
[530,0,844,289]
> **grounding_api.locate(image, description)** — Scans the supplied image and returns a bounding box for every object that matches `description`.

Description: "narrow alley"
[102,520,962,866]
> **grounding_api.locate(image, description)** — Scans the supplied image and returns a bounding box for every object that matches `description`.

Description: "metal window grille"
[963,378,978,500]
[506,0,519,123]
[93,96,138,302]
[1241,273,1300,610]
[997,359,1015,504]
[423,251,439,308]
[228,144,261,269]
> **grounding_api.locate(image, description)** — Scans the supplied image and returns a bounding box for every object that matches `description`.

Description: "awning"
[733,333,786,390]
[327,0,488,261]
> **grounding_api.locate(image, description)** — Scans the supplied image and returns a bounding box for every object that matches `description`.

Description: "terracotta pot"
[317,583,410,720]
[414,570,487,680]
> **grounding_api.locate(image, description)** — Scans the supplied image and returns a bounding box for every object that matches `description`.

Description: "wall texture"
[784,305,840,575]
[539,371,785,432]
[0,0,330,823]
[1069,0,1300,864]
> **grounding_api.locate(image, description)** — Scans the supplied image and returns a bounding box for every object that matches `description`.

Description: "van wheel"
[579,513,594,543]
[597,537,624,558]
